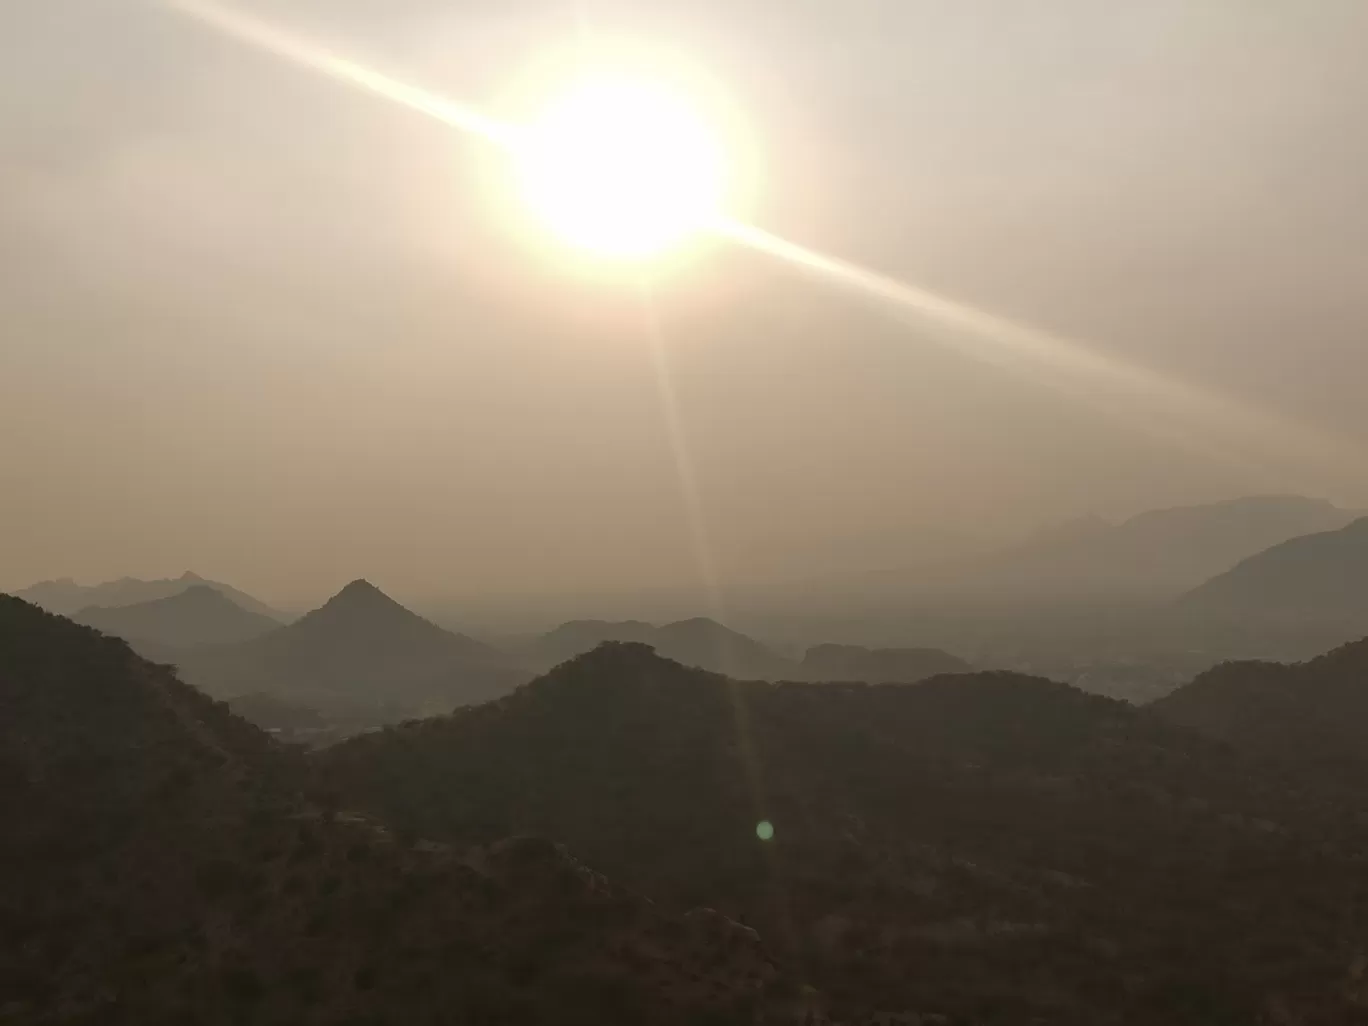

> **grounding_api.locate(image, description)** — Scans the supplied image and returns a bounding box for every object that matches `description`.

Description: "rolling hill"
[320,641,1368,1024]
[524,616,795,679]
[73,584,282,646]
[1153,635,1368,785]
[0,596,814,1025]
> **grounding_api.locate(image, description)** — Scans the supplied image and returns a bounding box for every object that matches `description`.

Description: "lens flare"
[515,79,726,258]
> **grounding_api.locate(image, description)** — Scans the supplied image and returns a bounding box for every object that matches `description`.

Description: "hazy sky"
[3,0,1367,604]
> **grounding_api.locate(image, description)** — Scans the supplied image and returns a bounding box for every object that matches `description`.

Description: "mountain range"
[13,578,1368,1022]
[73,584,282,646]
[1179,515,1368,619]
[0,596,807,1025]
[170,579,529,720]
[521,618,973,686]
[321,640,1368,1024]
[17,570,283,620]
[810,494,1361,604]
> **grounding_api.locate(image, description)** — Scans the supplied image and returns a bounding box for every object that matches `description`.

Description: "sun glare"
[513,79,727,260]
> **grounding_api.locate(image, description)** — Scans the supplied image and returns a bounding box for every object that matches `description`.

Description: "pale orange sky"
[3,0,1367,605]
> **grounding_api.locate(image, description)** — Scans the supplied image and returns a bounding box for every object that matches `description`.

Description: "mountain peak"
[339,578,383,596]
[325,579,397,609]
[295,578,482,643]
[179,571,204,582]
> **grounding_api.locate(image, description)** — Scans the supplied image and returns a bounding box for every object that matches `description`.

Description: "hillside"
[321,642,1368,1025]
[173,580,530,720]
[0,596,815,1025]
[1179,516,1368,619]
[525,617,795,678]
[800,644,971,682]
[17,570,283,619]
[1153,636,1368,784]
[74,584,282,647]
[814,495,1359,605]
[951,495,1360,601]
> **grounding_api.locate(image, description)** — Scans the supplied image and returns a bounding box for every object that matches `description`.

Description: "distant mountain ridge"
[956,495,1360,600]
[73,584,280,646]
[801,643,972,682]
[524,616,796,679]
[1179,515,1368,619]
[526,619,974,685]
[172,579,528,718]
[0,597,803,1024]
[18,570,282,620]
[814,495,1360,603]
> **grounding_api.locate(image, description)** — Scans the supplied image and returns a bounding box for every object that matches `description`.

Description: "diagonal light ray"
[166,0,519,147]
[713,220,1365,493]
[162,0,1366,500]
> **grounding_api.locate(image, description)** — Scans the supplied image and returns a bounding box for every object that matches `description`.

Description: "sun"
[513,78,727,260]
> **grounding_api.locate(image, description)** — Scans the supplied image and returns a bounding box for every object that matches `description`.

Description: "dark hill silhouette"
[525,617,795,679]
[1179,515,1368,619]
[18,570,283,619]
[73,584,281,646]
[321,642,1368,1024]
[0,597,814,1025]
[800,643,971,682]
[173,580,529,718]
[1153,635,1368,786]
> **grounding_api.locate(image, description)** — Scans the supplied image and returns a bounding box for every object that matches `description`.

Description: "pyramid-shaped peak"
[307,582,424,623]
[179,571,204,582]
[313,579,414,619]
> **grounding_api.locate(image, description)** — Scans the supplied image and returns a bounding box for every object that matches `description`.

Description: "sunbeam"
[161,0,1365,498]
[165,0,518,147]
[712,220,1366,493]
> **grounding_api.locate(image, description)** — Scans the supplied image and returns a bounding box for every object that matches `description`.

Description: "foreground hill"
[800,644,971,682]
[1180,515,1368,619]
[1153,636,1368,784]
[17,570,282,619]
[525,617,795,679]
[321,642,1368,1025]
[173,580,530,720]
[74,584,281,647]
[0,596,813,1025]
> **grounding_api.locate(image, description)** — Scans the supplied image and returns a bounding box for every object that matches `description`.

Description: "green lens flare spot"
[756,820,775,841]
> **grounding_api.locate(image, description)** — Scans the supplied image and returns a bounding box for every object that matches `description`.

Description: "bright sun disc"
[514,79,726,259]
